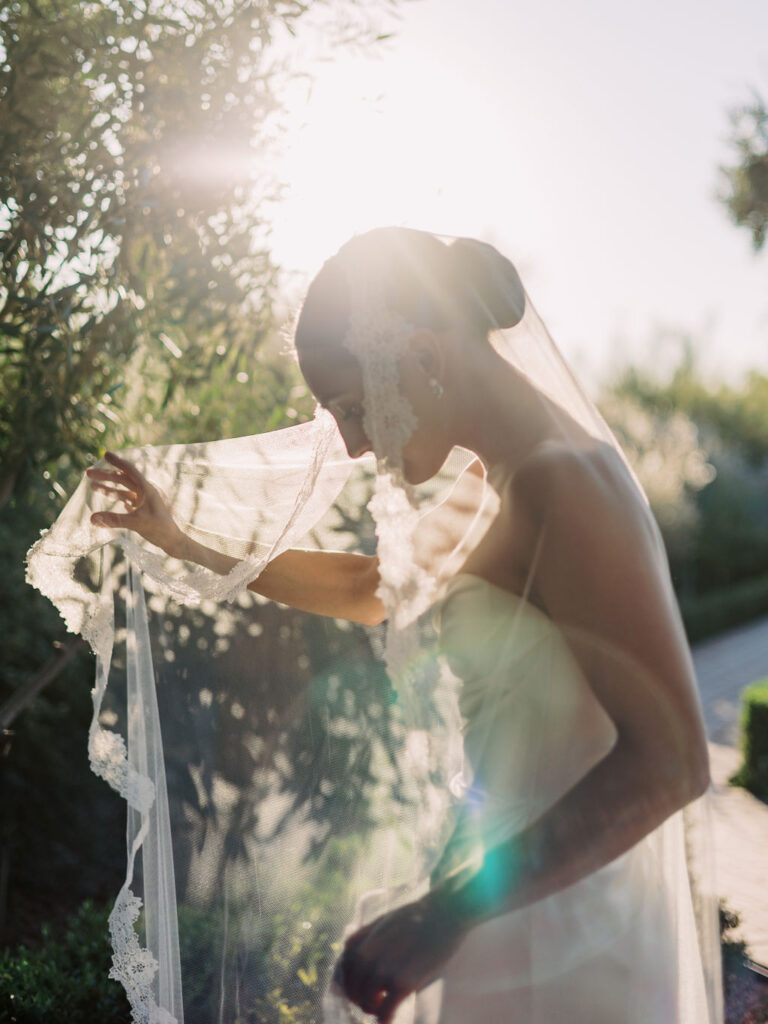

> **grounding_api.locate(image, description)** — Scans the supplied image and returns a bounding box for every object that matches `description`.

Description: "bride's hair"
[294,227,525,352]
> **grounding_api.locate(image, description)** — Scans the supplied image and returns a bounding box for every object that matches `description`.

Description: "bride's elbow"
[683,747,712,802]
[624,729,711,818]
[675,716,712,804]
[360,604,388,628]
[354,558,387,627]
[655,742,711,813]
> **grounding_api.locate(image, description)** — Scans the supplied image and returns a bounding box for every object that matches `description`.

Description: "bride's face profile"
[296,346,371,459]
[293,227,522,484]
[297,332,455,485]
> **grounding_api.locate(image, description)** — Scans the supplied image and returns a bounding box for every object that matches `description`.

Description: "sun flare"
[267,55,503,279]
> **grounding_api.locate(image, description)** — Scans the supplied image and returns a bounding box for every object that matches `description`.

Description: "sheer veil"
[26,228,723,1023]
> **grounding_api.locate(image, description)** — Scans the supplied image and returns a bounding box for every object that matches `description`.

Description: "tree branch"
[0,470,19,512]
[0,637,87,731]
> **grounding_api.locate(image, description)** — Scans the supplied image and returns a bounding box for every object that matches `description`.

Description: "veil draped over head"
[27,228,722,1024]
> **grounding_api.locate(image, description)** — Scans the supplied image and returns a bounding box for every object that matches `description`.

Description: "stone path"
[692,615,768,968]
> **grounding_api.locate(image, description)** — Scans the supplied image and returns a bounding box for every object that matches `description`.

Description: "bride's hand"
[87,451,184,556]
[330,892,468,1023]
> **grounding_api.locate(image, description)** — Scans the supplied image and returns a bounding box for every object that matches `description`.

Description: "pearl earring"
[429,377,444,399]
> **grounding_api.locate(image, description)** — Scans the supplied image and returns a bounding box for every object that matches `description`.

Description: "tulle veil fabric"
[26,231,723,1023]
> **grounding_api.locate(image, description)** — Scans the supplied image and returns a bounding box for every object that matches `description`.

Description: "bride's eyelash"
[328,401,362,421]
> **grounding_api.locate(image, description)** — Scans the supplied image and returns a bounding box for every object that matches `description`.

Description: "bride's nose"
[341,425,371,460]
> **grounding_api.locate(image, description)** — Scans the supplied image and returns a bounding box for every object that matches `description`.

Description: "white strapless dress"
[413,572,711,1024]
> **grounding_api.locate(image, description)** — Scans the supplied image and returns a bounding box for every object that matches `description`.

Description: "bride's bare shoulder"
[504,437,647,536]
[512,437,624,495]
[468,439,651,594]
[499,437,663,601]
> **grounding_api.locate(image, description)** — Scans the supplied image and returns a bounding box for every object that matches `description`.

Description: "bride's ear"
[406,328,446,383]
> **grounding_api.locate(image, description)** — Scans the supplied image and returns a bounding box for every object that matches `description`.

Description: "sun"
[266,54,494,280]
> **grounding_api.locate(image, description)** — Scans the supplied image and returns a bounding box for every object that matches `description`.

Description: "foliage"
[614,352,768,469]
[166,834,368,1022]
[0,0,390,506]
[680,574,768,644]
[731,680,768,802]
[0,0,394,959]
[5,896,764,1024]
[599,386,714,564]
[599,352,768,639]
[721,903,768,1024]
[0,900,131,1023]
[119,551,408,1018]
[721,93,768,251]
[151,333,315,444]
[722,902,749,989]
[0,473,125,948]
[0,0,274,504]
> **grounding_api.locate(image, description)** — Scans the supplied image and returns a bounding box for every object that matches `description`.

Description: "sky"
[267,0,768,389]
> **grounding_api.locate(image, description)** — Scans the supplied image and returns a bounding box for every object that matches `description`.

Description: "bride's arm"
[87,452,385,626]
[184,536,384,626]
[430,445,710,931]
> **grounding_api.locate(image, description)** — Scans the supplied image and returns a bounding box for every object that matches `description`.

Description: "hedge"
[0,900,130,1024]
[732,680,768,802]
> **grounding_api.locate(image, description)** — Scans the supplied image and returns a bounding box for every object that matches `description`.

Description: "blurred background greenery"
[1,0,767,1020]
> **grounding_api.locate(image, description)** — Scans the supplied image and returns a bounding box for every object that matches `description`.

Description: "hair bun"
[448,237,525,331]
[295,229,526,355]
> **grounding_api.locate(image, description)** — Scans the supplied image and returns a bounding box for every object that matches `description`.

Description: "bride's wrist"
[164,527,191,561]
[427,842,525,934]
[425,871,481,938]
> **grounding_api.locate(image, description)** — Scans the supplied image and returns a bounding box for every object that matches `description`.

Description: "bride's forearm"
[251,548,385,625]
[171,532,384,626]
[430,739,707,935]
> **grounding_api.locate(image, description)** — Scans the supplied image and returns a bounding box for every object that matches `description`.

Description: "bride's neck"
[448,341,584,486]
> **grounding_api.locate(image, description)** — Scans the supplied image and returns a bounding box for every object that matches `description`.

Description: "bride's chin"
[402,457,435,487]
[401,457,420,485]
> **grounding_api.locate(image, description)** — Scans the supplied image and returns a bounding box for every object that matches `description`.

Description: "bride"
[66,228,717,1022]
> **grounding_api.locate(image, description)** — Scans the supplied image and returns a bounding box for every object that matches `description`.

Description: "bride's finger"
[91,510,136,528]
[86,468,130,485]
[104,452,149,493]
[89,479,140,501]
[91,482,140,503]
